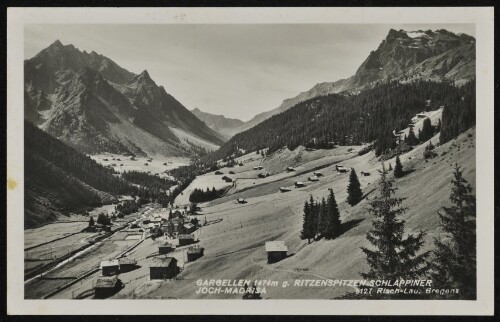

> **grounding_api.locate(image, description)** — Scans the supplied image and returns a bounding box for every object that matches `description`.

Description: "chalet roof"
[118,258,137,265]
[95,276,119,289]
[178,234,194,240]
[265,241,288,252]
[187,245,204,254]
[159,242,173,248]
[151,256,177,267]
[183,223,194,229]
[100,259,119,268]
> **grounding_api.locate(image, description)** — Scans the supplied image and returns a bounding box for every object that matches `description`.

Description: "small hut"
[94,276,121,299]
[118,258,137,273]
[178,234,195,246]
[149,256,178,279]
[265,241,288,263]
[187,245,205,262]
[183,223,196,234]
[100,260,120,276]
[158,242,174,255]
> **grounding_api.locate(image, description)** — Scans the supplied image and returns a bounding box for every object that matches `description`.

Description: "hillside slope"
[24,121,136,228]
[191,107,244,140]
[210,80,475,162]
[130,127,475,299]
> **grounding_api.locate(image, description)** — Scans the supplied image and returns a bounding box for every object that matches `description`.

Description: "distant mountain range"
[25,29,475,153]
[190,108,244,140]
[25,40,224,157]
[232,29,475,134]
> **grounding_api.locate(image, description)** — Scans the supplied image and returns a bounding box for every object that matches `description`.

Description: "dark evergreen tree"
[97,213,111,226]
[347,169,363,206]
[360,165,430,297]
[394,156,404,178]
[407,127,418,146]
[388,163,393,171]
[88,216,95,227]
[324,189,342,239]
[309,195,319,239]
[432,164,476,299]
[300,200,313,243]
[317,197,328,237]
[440,81,475,144]
[419,118,434,142]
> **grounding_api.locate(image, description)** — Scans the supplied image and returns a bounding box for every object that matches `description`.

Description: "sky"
[25,24,475,121]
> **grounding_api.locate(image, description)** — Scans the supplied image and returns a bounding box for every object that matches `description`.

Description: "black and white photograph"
[6,6,494,316]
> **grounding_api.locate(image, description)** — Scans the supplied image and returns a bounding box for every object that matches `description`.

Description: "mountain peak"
[128,69,156,86]
[140,70,151,79]
[386,29,409,40]
[50,39,64,48]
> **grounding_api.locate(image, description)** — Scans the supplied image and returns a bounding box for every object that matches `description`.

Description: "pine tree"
[407,127,417,146]
[317,197,328,237]
[300,201,313,243]
[88,216,95,227]
[347,169,363,206]
[388,163,393,171]
[394,156,404,178]
[360,165,430,298]
[324,189,342,239]
[420,118,434,142]
[309,195,319,239]
[432,164,476,299]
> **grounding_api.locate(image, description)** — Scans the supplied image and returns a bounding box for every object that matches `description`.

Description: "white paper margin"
[7,7,495,316]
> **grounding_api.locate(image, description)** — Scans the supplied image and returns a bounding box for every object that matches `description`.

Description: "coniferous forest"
[25,121,194,227]
[205,80,475,162]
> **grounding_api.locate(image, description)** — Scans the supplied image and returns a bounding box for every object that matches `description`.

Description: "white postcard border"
[7,7,494,315]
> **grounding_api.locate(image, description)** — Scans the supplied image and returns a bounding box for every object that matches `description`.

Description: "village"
[23,107,475,300]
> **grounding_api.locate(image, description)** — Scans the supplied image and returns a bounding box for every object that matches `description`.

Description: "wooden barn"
[187,245,205,262]
[265,241,288,264]
[158,242,174,255]
[100,260,119,276]
[295,181,305,188]
[118,258,137,273]
[149,256,178,280]
[183,223,196,234]
[178,234,195,246]
[94,276,122,299]
[335,165,349,173]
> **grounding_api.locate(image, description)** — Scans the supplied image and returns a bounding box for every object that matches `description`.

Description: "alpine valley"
[24,28,477,302]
